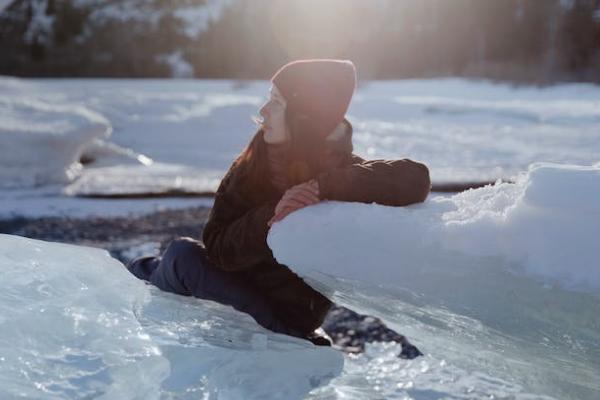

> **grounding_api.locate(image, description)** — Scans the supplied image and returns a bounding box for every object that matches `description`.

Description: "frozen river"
[0,77,599,399]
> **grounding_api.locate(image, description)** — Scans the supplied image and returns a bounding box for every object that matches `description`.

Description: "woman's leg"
[127,237,303,337]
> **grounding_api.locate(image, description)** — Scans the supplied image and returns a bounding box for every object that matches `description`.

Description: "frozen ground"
[1,76,599,398]
[1,76,599,216]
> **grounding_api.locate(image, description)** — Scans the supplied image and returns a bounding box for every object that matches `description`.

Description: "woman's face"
[259,85,290,144]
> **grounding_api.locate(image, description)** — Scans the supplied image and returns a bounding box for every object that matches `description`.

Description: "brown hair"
[231,114,352,195]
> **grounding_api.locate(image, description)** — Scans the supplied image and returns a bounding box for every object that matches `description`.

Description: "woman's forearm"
[317,158,431,206]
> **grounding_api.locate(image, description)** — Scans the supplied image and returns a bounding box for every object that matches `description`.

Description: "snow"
[22,0,55,45]
[64,0,231,43]
[0,77,238,216]
[173,0,233,38]
[351,79,600,183]
[0,95,111,188]
[0,0,11,11]
[63,163,222,197]
[441,162,600,289]
[269,162,600,293]
[0,234,342,399]
[156,51,195,78]
[3,77,599,200]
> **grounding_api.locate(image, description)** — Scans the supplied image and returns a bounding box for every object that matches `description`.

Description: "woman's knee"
[163,237,204,264]
[160,237,208,293]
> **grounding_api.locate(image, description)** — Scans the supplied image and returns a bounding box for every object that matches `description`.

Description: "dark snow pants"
[127,237,303,337]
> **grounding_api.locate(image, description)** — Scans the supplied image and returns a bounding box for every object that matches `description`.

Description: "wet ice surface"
[3,227,597,399]
[311,285,598,400]
[0,234,342,400]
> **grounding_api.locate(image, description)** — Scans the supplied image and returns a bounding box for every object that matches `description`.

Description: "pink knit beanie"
[271,59,357,139]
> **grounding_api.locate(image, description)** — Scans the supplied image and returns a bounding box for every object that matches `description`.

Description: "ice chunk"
[64,163,222,197]
[0,96,111,188]
[440,162,600,289]
[268,162,600,399]
[0,234,167,398]
[522,162,600,212]
[0,234,342,399]
[269,162,600,293]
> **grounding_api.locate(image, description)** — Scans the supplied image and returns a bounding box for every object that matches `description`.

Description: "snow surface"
[2,76,600,217]
[0,77,226,217]
[0,94,111,188]
[3,77,600,192]
[0,234,342,399]
[270,162,600,399]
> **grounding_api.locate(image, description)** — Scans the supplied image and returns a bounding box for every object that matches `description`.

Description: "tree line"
[1,0,599,83]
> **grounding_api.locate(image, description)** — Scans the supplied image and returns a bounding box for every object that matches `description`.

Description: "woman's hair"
[230,112,352,195]
[229,127,266,190]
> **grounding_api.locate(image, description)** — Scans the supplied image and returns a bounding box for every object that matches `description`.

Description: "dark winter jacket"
[202,130,430,335]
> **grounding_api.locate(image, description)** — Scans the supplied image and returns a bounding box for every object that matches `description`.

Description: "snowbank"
[3,77,600,197]
[0,234,342,399]
[269,162,600,293]
[1,77,225,198]
[0,77,264,197]
[5,77,600,193]
[350,79,600,183]
[443,162,600,288]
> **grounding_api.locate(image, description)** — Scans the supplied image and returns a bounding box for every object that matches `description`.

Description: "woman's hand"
[268,180,320,226]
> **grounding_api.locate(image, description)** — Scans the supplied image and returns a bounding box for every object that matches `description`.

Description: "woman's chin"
[264,130,288,144]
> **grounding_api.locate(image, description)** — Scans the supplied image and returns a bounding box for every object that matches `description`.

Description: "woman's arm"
[316,155,431,206]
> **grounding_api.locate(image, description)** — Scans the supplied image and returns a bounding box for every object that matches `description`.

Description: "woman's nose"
[259,102,269,119]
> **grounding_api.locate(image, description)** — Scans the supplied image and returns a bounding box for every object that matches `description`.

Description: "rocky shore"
[1,206,422,358]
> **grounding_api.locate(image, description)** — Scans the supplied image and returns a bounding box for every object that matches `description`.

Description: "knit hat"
[271,59,357,140]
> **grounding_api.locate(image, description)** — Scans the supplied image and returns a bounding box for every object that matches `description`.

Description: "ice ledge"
[0,234,342,399]
[269,162,600,296]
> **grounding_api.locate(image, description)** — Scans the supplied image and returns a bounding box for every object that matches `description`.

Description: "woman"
[128,59,431,346]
